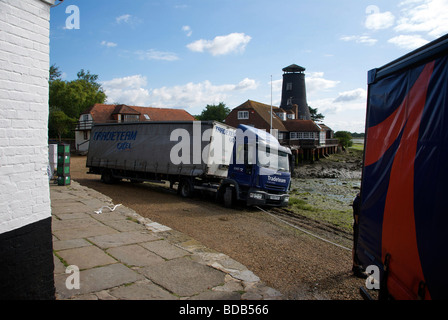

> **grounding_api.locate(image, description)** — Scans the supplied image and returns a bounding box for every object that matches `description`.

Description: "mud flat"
[288,149,363,232]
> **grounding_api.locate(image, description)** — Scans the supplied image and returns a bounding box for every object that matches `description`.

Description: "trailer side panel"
[359,40,448,300]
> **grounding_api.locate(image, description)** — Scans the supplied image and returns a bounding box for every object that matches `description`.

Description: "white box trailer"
[87,121,235,190]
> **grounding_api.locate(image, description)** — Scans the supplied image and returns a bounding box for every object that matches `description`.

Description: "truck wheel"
[223,186,234,208]
[101,170,116,184]
[179,179,194,198]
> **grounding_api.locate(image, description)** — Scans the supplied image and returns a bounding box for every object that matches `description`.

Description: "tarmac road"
[69,155,366,300]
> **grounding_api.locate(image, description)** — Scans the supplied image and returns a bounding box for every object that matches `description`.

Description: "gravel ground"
[68,155,368,300]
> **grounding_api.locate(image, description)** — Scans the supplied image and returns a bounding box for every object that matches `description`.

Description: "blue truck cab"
[221,124,291,207]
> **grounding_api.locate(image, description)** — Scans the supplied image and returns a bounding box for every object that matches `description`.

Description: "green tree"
[309,106,325,122]
[196,102,230,122]
[49,109,76,141]
[335,131,353,148]
[49,64,61,81]
[48,66,107,139]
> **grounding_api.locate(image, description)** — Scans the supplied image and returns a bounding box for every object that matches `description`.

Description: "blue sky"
[49,0,448,133]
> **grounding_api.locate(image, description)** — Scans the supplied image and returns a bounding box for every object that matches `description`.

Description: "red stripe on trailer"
[381,61,434,300]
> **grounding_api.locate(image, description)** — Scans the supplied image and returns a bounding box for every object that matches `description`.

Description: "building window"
[290,132,318,140]
[286,82,292,91]
[238,111,249,119]
[144,114,150,120]
[287,113,295,120]
[124,114,139,122]
[83,131,88,140]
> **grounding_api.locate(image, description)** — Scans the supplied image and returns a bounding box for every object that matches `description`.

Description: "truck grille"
[265,183,285,193]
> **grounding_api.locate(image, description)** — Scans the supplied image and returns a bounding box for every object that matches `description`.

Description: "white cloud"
[116,14,131,24]
[334,88,367,103]
[395,0,448,38]
[310,90,367,133]
[101,40,117,48]
[306,72,340,93]
[235,78,258,91]
[182,25,192,37]
[388,34,429,49]
[365,6,396,30]
[102,75,148,90]
[187,33,252,56]
[102,75,150,106]
[101,75,258,109]
[135,49,179,61]
[340,35,378,46]
[151,78,258,108]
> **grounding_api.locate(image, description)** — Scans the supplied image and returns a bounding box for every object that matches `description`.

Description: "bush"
[334,131,353,148]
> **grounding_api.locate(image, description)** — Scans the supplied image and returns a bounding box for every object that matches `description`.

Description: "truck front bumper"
[247,191,289,207]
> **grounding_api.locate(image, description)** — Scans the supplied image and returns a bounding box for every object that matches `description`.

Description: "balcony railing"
[283,138,340,149]
[75,120,95,131]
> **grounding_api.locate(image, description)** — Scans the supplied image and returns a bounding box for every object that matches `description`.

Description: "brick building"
[225,100,338,162]
[0,0,56,299]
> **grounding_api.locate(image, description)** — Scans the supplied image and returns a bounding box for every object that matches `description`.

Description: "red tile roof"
[283,119,322,132]
[81,104,196,123]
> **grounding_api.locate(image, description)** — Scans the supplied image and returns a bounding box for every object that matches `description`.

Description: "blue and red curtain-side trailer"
[358,34,448,300]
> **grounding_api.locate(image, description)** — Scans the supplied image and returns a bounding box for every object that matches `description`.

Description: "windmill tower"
[279,64,311,120]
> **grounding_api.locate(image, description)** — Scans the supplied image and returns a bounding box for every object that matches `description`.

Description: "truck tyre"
[179,179,194,198]
[223,186,234,208]
[101,170,116,184]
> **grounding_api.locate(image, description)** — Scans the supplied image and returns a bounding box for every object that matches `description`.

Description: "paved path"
[51,181,283,300]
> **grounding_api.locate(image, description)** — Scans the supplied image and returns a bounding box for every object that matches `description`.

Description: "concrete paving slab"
[55,263,144,299]
[56,245,117,270]
[52,224,119,241]
[99,217,147,232]
[139,257,226,297]
[52,212,90,220]
[53,254,66,274]
[53,238,92,251]
[51,202,92,214]
[108,280,177,300]
[52,216,105,231]
[88,230,161,249]
[106,244,165,267]
[140,240,190,260]
[89,210,128,222]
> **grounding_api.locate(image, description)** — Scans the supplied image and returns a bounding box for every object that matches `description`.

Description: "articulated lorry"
[86,121,292,207]
[357,34,448,300]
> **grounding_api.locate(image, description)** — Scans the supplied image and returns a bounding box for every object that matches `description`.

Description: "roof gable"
[233,100,287,131]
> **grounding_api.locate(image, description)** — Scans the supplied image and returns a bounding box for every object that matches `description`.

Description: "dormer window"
[286,83,292,91]
[238,111,249,119]
[276,112,286,121]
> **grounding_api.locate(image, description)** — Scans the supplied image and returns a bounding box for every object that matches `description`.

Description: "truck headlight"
[283,197,289,202]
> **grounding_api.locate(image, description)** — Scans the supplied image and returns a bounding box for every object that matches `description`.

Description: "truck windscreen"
[258,149,289,172]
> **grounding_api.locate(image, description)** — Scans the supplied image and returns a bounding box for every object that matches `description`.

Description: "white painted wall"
[0,0,54,234]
